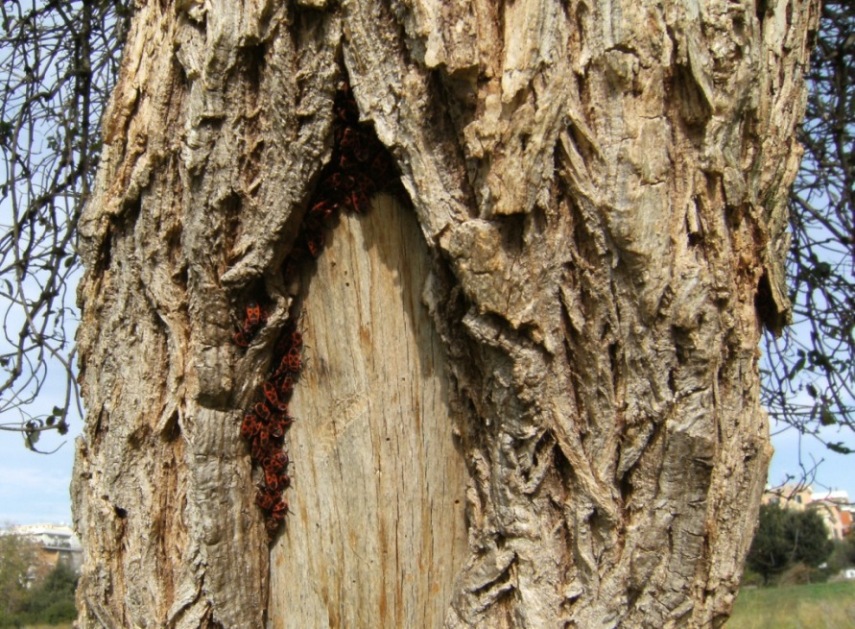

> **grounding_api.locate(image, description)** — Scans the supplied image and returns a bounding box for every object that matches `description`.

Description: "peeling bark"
[72,0,817,627]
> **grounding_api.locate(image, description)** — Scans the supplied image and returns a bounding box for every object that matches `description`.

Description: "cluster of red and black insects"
[290,81,399,262]
[233,80,399,539]
[233,302,300,537]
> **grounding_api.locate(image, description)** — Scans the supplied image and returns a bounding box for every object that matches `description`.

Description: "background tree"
[746,503,834,584]
[842,529,855,566]
[826,530,855,573]
[67,0,818,627]
[14,560,78,626]
[0,528,78,627]
[841,531,855,566]
[762,0,855,463]
[0,0,129,450]
[0,529,39,624]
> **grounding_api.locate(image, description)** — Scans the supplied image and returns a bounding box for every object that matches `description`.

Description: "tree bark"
[72,0,818,627]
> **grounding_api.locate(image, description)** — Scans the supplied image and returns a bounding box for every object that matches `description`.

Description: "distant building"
[762,484,813,511]
[2,523,83,574]
[762,485,853,540]
[811,493,854,541]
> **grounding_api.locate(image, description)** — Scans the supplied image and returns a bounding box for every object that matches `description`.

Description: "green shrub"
[17,562,78,625]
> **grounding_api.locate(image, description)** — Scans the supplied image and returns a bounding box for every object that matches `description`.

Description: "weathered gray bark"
[72,0,817,627]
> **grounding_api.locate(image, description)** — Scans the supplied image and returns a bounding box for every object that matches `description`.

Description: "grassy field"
[10,585,855,629]
[726,581,855,628]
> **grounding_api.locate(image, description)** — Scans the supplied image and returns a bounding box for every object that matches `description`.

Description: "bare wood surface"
[269,194,466,628]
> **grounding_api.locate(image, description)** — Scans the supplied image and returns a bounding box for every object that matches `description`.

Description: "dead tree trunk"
[72,0,817,627]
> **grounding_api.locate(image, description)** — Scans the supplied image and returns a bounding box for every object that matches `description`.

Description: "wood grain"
[269,194,467,628]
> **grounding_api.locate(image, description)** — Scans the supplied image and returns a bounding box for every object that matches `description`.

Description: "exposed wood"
[270,194,466,628]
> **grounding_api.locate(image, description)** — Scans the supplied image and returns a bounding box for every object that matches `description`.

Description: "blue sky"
[767,421,855,495]
[0,367,79,526]
[0,441,74,525]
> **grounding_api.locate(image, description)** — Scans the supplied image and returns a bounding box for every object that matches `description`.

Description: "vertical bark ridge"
[341,0,816,626]
[75,2,341,626]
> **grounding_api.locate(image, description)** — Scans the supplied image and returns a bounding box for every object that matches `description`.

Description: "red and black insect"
[268,415,288,439]
[263,382,289,412]
[264,467,290,491]
[263,451,289,472]
[306,234,324,258]
[254,401,271,421]
[274,348,302,375]
[271,374,295,397]
[233,300,268,347]
[265,500,288,535]
[256,486,280,511]
[241,413,261,439]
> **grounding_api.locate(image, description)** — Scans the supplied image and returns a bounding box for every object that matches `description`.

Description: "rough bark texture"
[72,0,817,627]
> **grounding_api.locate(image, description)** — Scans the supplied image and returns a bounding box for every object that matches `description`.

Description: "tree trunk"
[71,0,817,627]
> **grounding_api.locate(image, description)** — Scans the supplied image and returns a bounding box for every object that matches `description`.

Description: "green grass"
[9,586,855,629]
[726,581,855,628]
